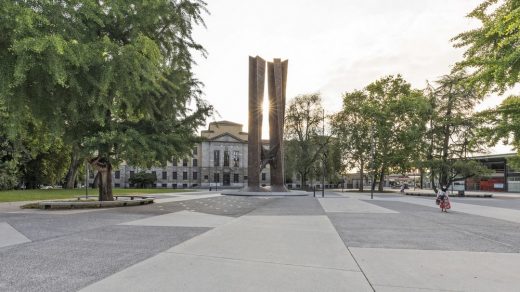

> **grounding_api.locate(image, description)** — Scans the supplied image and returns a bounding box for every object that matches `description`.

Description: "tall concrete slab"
[267,59,289,192]
[246,56,266,192]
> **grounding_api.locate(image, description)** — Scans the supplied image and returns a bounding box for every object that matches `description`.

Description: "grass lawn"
[0,188,192,203]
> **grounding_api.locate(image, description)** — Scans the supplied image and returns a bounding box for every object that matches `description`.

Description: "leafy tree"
[1,96,69,190]
[129,172,157,189]
[478,95,520,169]
[21,138,70,189]
[324,139,343,186]
[454,1,520,167]
[284,93,329,189]
[424,72,492,192]
[453,0,520,93]
[1,1,212,200]
[333,75,430,192]
[331,90,371,191]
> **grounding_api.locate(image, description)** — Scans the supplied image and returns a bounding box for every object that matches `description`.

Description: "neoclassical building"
[108,121,271,189]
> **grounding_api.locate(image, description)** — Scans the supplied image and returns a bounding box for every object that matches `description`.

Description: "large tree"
[333,75,430,192]
[454,0,520,164]
[284,93,329,189]
[478,96,520,169]
[1,1,212,200]
[453,0,520,93]
[424,72,491,192]
[331,90,371,191]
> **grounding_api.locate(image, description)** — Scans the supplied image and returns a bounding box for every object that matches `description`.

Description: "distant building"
[199,120,271,188]
[96,121,272,189]
[465,153,520,192]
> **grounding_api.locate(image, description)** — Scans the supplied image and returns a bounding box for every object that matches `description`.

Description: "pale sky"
[192,0,514,154]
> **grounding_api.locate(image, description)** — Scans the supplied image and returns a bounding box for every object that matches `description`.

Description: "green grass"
[0,188,192,203]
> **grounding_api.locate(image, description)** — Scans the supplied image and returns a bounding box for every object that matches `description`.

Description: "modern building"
[465,153,520,192]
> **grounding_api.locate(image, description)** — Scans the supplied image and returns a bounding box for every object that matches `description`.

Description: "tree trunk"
[92,172,100,189]
[64,148,81,189]
[378,166,385,192]
[359,157,364,192]
[430,168,437,193]
[90,157,114,201]
[440,95,453,188]
[419,168,424,189]
[300,172,306,190]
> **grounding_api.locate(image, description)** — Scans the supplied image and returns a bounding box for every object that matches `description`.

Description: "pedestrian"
[436,185,451,212]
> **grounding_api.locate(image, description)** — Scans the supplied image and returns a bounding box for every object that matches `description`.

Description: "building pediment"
[208,133,246,143]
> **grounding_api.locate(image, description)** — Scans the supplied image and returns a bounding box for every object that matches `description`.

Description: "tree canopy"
[0,0,212,199]
[284,93,329,189]
[424,72,491,191]
[332,75,430,191]
[453,0,520,93]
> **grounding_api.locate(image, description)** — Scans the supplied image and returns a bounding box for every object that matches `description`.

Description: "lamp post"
[321,109,326,198]
[85,160,89,199]
[369,124,375,200]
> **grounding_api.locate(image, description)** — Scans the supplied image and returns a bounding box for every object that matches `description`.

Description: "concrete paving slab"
[351,247,520,292]
[153,193,221,203]
[0,225,209,292]
[372,286,449,292]
[120,210,235,227]
[247,197,325,216]
[81,252,372,292]
[318,197,399,213]
[0,222,31,248]
[377,196,520,223]
[168,215,360,271]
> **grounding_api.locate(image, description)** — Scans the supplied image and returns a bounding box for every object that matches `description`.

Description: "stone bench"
[405,192,492,198]
[40,196,154,210]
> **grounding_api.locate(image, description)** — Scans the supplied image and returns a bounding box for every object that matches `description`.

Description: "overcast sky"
[192,0,513,153]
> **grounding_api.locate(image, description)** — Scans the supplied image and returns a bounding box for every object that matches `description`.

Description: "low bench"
[405,191,492,198]
[76,195,155,201]
[42,196,155,210]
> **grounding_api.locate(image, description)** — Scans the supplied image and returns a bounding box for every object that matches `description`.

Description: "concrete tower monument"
[246,56,289,192]
[224,56,304,196]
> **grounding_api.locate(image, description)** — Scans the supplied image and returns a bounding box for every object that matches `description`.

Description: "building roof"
[206,132,247,143]
[468,153,517,160]
[209,120,243,126]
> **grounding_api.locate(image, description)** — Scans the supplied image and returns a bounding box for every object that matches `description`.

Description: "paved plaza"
[1,191,520,291]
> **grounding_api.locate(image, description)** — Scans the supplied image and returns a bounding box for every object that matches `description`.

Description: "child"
[436,186,451,212]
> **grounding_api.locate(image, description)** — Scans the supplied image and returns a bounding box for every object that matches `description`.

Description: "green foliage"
[478,95,520,162]
[333,75,430,190]
[284,93,329,187]
[0,1,212,198]
[453,0,520,93]
[425,72,490,189]
[21,139,71,188]
[128,172,157,188]
[331,90,371,181]
[452,160,493,181]
[0,157,19,191]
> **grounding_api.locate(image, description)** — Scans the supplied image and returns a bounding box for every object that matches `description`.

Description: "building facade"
[100,121,273,189]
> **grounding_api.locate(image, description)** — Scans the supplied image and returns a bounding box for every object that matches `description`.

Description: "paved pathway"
[1,191,519,291]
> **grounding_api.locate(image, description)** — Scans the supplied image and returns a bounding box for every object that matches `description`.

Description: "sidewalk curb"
[405,192,493,198]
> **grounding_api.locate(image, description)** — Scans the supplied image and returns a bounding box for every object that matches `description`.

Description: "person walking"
[436,186,451,212]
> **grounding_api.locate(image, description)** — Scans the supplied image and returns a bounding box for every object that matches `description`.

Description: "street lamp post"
[321,109,326,198]
[85,161,88,199]
[369,124,375,200]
